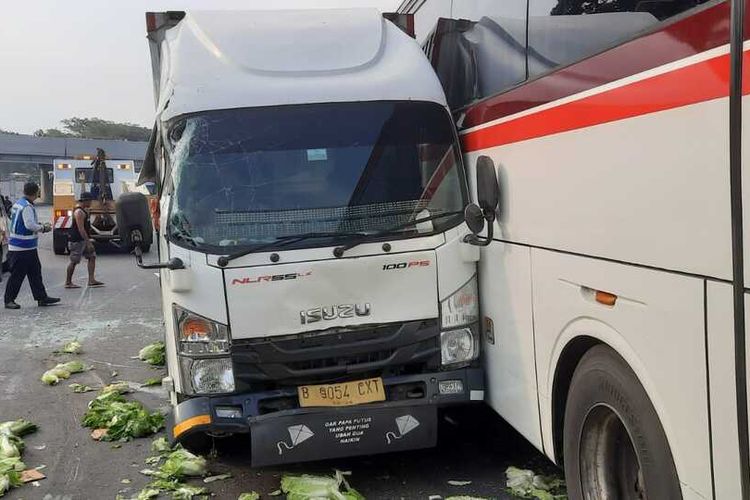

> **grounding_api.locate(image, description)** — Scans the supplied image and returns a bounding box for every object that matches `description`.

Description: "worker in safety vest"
[4,182,60,309]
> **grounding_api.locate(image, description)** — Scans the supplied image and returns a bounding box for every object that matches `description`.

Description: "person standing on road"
[65,192,104,289]
[4,182,60,309]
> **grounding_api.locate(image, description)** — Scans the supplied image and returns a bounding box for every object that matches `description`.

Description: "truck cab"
[131,8,485,465]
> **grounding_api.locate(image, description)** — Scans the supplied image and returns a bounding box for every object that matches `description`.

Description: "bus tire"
[52,230,68,255]
[563,344,681,500]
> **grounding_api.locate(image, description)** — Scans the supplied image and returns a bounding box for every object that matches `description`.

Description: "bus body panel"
[461,78,732,281]
[478,241,542,450]
[706,281,743,499]
[531,249,711,498]
[400,0,739,495]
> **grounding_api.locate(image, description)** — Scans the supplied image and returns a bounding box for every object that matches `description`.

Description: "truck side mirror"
[476,156,500,220]
[464,156,500,247]
[116,193,153,251]
[116,193,182,270]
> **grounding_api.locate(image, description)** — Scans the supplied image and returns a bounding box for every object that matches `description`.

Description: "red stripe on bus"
[461,50,740,152]
[459,1,734,130]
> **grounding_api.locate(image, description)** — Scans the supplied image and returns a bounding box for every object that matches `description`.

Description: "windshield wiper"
[333,210,464,258]
[216,231,367,267]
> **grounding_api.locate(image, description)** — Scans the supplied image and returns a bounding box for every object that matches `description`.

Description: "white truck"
[118,9,489,466]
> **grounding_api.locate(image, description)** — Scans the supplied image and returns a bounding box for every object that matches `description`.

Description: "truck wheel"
[563,345,681,500]
[52,230,68,255]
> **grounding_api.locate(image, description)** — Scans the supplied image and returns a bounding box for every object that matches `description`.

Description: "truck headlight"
[441,328,477,367]
[173,305,234,395]
[440,277,479,329]
[173,305,230,355]
[181,357,235,394]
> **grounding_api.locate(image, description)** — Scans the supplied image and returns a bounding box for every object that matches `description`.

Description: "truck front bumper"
[167,367,483,466]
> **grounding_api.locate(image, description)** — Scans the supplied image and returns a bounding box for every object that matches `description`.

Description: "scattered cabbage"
[505,466,566,500]
[82,387,164,441]
[138,342,166,366]
[151,437,172,454]
[142,377,162,387]
[281,471,364,500]
[62,339,83,354]
[0,421,37,497]
[0,420,36,438]
[41,360,87,385]
[238,493,260,500]
[160,448,207,479]
[69,383,96,393]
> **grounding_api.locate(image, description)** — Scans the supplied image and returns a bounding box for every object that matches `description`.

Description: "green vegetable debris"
[138,342,166,366]
[130,439,209,500]
[82,386,164,441]
[238,493,260,500]
[281,471,364,500]
[61,339,83,354]
[0,420,38,497]
[141,377,162,387]
[41,360,87,385]
[506,466,566,500]
[69,383,96,393]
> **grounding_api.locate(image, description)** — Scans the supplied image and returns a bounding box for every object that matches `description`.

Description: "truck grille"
[231,319,439,390]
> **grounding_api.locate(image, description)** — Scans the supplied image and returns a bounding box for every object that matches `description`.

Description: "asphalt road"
[0,207,559,500]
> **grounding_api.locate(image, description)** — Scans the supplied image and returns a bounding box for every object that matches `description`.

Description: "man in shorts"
[65,192,104,289]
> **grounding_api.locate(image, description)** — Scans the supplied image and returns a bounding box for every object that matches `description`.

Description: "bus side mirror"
[464,156,500,247]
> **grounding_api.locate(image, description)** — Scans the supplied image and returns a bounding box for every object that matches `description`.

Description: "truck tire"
[52,230,68,255]
[563,345,681,500]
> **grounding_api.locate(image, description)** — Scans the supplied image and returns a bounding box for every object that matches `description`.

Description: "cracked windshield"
[167,101,465,251]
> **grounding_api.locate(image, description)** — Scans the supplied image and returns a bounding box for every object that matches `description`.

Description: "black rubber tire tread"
[563,344,682,500]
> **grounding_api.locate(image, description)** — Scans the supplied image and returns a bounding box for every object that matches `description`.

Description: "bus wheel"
[52,230,68,255]
[563,345,681,500]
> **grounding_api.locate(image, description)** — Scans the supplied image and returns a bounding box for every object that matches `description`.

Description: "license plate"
[298,377,386,407]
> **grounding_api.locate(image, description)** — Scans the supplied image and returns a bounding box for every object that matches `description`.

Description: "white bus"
[399,0,750,498]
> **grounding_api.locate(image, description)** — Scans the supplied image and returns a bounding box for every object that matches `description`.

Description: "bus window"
[527,0,711,78]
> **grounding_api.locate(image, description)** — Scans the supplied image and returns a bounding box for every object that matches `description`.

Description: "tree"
[34,117,151,141]
[0,128,20,135]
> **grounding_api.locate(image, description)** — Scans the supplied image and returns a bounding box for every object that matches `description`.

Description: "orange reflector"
[173,414,211,438]
[595,290,617,306]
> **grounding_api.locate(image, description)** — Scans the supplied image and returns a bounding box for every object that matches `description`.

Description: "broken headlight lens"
[440,327,477,367]
[173,305,230,355]
[440,276,479,329]
[181,357,235,394]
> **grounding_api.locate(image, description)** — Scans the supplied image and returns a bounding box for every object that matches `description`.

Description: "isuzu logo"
[300,303,371,325]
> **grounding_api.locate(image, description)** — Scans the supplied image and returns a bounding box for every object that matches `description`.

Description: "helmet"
[78,192,95,202]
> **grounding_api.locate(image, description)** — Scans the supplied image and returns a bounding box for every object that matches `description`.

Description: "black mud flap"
[249,405,437,466]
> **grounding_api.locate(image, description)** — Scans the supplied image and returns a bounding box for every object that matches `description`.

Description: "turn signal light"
[181,317,212,341]
[595,290,618,306]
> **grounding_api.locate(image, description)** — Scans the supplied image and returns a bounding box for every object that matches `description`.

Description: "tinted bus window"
[527,0,711,79]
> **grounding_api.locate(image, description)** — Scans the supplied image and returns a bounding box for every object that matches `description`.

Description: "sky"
[0,0,401,135]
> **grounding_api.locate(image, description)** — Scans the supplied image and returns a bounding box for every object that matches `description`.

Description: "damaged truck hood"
[224,251,438,338]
